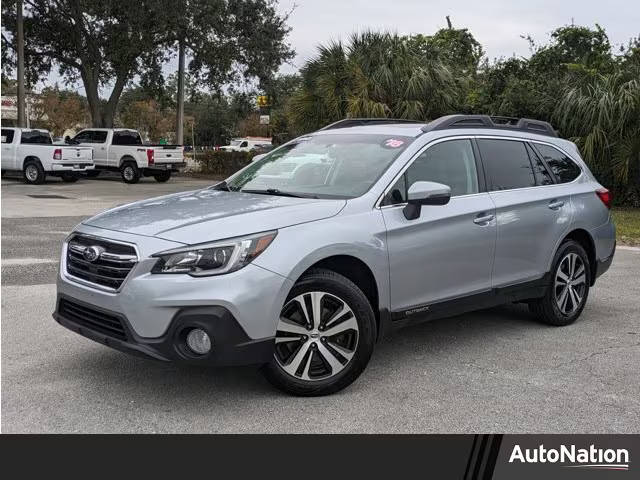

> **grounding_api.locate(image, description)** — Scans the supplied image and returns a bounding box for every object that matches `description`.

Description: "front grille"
[59,299,128,341]
[65,234,137,290]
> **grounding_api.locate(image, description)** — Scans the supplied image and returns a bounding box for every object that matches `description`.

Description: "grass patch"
[612,208,640,246]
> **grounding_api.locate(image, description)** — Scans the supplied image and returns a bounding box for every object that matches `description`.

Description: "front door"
[382,138,496,313]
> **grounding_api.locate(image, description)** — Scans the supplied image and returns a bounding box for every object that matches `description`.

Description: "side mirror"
[403,181,451,220]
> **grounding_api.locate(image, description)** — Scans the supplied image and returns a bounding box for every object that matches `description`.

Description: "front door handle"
[548,200,565,210]
[473,213,495,225]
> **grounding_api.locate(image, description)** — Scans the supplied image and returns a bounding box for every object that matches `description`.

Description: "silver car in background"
[53,115,616,396]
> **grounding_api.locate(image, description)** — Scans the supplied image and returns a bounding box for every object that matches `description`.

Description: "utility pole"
[17,0,26,127]
[176,39,185,145]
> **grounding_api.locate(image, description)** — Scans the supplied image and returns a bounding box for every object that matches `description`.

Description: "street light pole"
[17,0,26,128]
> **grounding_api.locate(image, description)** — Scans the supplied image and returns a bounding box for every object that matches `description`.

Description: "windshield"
[226,133,413,198]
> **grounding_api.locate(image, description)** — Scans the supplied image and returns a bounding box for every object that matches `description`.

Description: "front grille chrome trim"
[62,233,139,293]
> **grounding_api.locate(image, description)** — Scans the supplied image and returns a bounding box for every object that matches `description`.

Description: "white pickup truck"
[1,127,94,184]
[69,128,184,183]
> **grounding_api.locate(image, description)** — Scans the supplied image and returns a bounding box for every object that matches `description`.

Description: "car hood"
[83,188,346,244]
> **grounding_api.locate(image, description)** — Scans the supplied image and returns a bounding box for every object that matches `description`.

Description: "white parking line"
[1,258,59,266]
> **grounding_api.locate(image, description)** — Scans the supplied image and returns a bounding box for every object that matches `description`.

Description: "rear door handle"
[548,200,564,210]
[473,213,495,225]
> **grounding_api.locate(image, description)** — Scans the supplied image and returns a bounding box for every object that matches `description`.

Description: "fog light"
[186,328,211,355]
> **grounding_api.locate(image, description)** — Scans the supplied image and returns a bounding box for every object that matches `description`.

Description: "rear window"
[534,144,581,183]
[21,130,52,145]
[477,139,535,190]
[112,130,142,145]
[1,128,14,143]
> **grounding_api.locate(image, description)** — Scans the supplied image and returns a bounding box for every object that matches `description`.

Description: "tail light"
[147,149,154,165]
[53,148,62,161]
[596,188,612,209]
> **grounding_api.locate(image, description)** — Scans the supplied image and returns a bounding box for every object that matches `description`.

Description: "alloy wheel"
[274,291,359,381]
[554,252,587,315]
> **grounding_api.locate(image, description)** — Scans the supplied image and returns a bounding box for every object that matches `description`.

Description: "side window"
[92,131,107,143]
[534,144,581,183]
[73,130,94,143]
[1,129,15,143]
[407,139,479,197]
[240,141,248,148]
[382,139,478,205]
[526,144,554,185]
[477,139,535,190]
[383,175,407,205]
[20,130,52,144]
[112,130,142,145]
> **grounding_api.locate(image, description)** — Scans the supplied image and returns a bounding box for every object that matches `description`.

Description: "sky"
[42,0,640,96]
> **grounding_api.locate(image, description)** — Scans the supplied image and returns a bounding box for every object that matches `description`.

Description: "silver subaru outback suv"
[54,115,616,396]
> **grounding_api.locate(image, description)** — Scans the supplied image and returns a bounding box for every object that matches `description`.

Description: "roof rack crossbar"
[421,114,558,137]
[319,118,424,131]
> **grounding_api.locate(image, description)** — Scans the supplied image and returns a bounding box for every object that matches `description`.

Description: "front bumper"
[53,295,274,365]
[55,225,294,365]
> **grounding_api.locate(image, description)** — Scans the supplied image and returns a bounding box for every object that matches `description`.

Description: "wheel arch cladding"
[298,255,380,334]
[120,155,136,167]
[23,155,41,168]
[562,229,597,285]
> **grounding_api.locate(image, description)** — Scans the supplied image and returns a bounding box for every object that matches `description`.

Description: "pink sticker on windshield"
[384,138,405,148]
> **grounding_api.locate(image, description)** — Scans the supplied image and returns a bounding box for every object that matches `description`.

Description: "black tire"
[153,170,171,182]
[262,268,376,396]
[61,173,78,183]
[23,160,46,185]
[120,161,140,184]
[529,240,591,326]
[1,169,6,177]
[86,170,100,178]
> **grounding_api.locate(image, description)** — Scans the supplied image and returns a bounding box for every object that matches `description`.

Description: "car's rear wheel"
[529,240,590,326]
[263,268,376,396]
[23,161,46,185]
[120,162,140,184]
[153,170,171,182]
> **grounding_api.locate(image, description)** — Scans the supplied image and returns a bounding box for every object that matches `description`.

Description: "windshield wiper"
[241,188,318,199]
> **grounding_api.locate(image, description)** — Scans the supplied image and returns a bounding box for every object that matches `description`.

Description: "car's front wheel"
[263,268,376,396]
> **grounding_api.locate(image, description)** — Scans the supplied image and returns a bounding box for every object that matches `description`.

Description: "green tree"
[288,32,457,133]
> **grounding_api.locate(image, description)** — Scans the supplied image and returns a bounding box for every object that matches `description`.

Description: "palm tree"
[288,32,458,133]
[555,72,640,201]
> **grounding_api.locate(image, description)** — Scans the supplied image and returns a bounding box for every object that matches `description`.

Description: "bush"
[195,150,255,176]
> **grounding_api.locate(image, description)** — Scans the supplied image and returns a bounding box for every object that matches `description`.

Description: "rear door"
[382,138,496,311]
[477,137,572,287]
[1,128,17,169]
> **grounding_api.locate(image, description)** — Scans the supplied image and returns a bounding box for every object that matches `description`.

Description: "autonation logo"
[509,444,630,471]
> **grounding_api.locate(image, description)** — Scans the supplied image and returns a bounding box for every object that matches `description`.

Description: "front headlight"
[151,231,277,276]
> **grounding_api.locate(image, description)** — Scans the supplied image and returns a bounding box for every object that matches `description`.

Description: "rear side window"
[534,144,581,183]
[112,130,142,145]
[526,144,554,185]
[1,128,15,143]
[477,139,535,190]
[21,130,52,144]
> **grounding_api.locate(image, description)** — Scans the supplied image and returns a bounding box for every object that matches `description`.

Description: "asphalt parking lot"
[2,175,639,433]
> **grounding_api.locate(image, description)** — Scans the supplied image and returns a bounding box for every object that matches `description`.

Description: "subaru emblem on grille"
[83,245,105,262]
